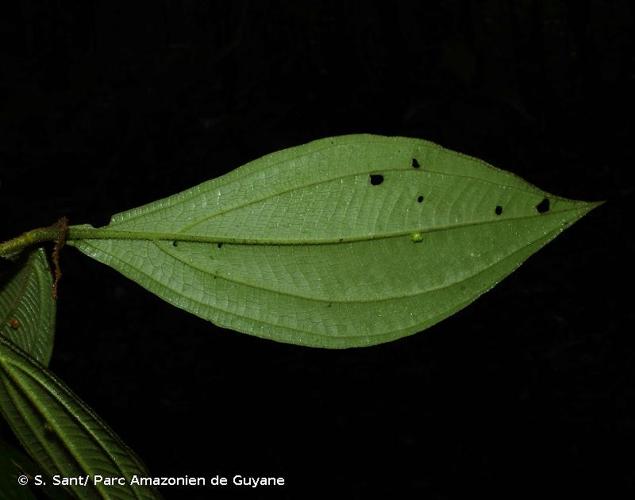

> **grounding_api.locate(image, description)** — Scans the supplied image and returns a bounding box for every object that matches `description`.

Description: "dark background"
[1,1,633,498]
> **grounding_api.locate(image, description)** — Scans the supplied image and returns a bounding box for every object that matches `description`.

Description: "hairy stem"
[0,219,68,260]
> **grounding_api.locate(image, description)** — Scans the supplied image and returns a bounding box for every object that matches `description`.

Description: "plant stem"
[0,219,67,260]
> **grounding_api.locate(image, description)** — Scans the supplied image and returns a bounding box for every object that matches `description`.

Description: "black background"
[1,1,633,499]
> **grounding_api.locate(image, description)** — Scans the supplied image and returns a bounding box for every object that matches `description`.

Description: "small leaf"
[0,249,55,366]
[68,135,600,348]
[0,336,161,499]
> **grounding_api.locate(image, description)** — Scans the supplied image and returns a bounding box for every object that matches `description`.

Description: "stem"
[0,227,56,259]
[0,218,69,260]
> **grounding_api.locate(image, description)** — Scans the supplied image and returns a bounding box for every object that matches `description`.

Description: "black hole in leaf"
[369,174,384,185]
[417,195,424,203]
[412,158,421,169]
[495,205,503,215]
[536,198,550,214]
[217,242,223,249]
[172,241,178,247]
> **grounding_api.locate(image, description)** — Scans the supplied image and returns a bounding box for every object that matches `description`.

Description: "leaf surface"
[0,336,161,499]
[0,249,55,365]
[68,135,599,348]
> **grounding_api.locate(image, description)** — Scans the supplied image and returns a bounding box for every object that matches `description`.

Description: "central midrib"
[66,205,588,246]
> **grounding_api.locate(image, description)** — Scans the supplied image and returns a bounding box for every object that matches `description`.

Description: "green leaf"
[0,249,55,366]
[67,134,600,348]
[0,336,161,499]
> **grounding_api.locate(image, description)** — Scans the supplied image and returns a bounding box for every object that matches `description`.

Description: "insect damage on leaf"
[369,174,384,185]
[67,134,601,349]
[536,198,551,213]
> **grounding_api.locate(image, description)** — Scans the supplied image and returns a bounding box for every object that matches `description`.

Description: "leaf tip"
[591,199,607,209]
[579,199,606,215]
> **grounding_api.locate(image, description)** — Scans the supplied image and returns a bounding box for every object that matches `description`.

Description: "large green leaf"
[0,249,55,366]
[0,336,161,499]
[68,134,600,348]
